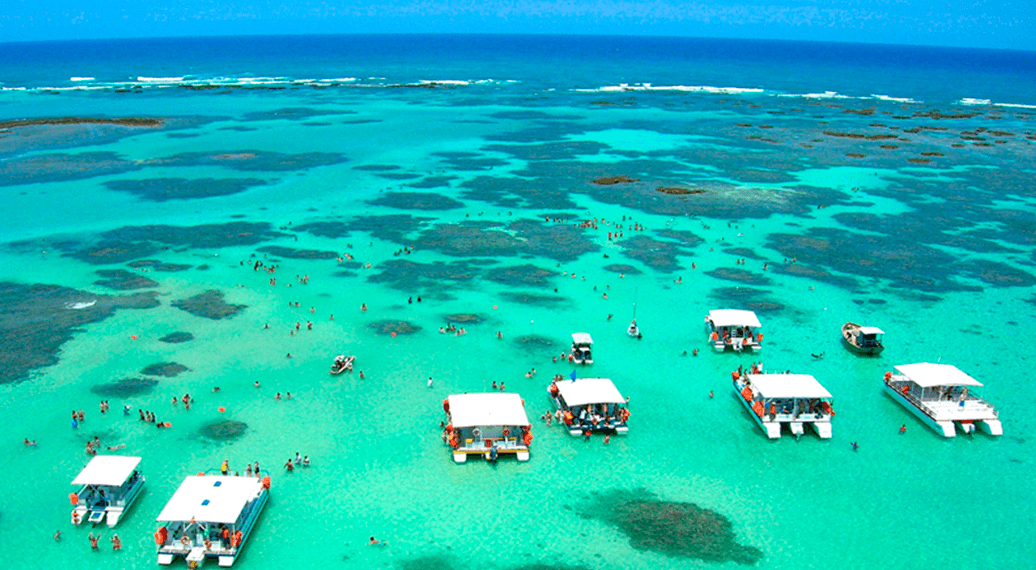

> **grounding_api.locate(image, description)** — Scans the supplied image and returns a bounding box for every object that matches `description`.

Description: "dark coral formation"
[580,488,763,565]
[417,220,598,263]
[56,222,287,265]
[140,362,190,377]
[618,235,693,273]
[367,260,479,292]
[369,320,422,335]
[603,264,642,274]
[128,260,192,272]
[445,314,482,324]
[500,292,566,307]
[484,264,556,287]
[158,332,194,344]
[0,282,158,384]
[172,290,246,320]
[512,335,557,352]
[93,269,159,291]
[368,191,464,211]
[104,177,266,201]
[703,268,773,286]
[91,377,160,397]
[200,420,248,440]
[256,246,340,259]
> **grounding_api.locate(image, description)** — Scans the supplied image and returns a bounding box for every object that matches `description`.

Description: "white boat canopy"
[857,326,885,335]
[448,393,530,428]
[71,455,142,486]
[894,363,983,388]
[746,374,832,399]
[156,476,265,524]
[571,332,593,345]
[554,378,626,407]
[708,309,761,328]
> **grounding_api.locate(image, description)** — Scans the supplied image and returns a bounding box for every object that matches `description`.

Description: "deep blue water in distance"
[2,35,1035,105]
[1,33,1035,570]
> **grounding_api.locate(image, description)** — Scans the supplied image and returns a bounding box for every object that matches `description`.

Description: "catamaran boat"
[155,475,270,567]
[841,322,885,355]
[329,354,355,374]
[548,377,629,436]
[69,455,145,527]
[705,310,762,352]
[442,393,532,463]
[733,372,833,439]
[569,333,594,364]
[883,363,1002,437]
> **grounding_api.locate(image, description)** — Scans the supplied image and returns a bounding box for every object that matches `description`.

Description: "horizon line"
[1,31,1033,54]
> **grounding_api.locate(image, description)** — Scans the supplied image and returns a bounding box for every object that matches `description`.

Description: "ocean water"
[1,34,1035,570]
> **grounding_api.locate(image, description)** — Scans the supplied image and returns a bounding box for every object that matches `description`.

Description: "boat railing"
[886,376,940,417]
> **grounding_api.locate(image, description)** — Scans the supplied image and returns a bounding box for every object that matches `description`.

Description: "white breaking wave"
[575,83,764,94]
[870,94,919,104]
[70,77,95,82]
[136,76,186,83]
[959,98,1036,109]
[66,301,97,310]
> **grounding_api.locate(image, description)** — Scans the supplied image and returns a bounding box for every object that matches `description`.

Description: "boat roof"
[708,309,761,328]
[746,374,832,399]
[895,363,983,388]
[156,476,265,524]
[72,455,142,486]
[571,332,593,345]
[554,377,626,407]
[448,393,530,428]
[857,326,885,335]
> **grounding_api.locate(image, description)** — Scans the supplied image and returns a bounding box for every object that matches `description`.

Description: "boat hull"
[841,323,884,355]
[883,382,956,437]
[733,380,781,438]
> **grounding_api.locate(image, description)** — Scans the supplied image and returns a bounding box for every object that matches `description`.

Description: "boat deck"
[920,399,998,421]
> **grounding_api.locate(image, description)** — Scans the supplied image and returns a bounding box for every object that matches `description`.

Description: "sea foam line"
[574,83,764,94]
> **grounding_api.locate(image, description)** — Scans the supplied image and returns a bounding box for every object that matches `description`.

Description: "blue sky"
[2,0,1033,50]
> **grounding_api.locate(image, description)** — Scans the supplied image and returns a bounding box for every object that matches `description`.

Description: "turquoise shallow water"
[2,35,1036,570]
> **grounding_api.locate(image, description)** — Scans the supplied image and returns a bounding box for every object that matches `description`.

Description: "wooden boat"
[329,355,355,375]
[841,322,884,355]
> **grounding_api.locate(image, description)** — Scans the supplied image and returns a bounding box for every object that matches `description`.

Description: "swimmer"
[286,392,292,399]
[368,536,388,546]
[54,530,61,541]
[693,349,699,356]
[427,377,433,388]
[359,371,365,379]
[107,444,126,451]
[89,533,100,550]
[254,380,260,388]
[361,303,367,312]
[275,393,282,400]
[496,331,503,339]
[111,534,122,550]
[851,442,859,451]
[811,352,824,359]
[899,425,907,434]
[23,438,37,446]
[709,391,714,399]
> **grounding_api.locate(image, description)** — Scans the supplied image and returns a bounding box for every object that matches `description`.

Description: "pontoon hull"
[883,383,957,437]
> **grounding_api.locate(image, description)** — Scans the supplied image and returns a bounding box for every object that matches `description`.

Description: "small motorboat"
[329,355,355,375]
[841,323,884,355]
[627,319,640,338]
